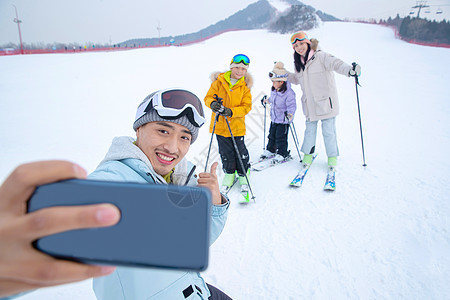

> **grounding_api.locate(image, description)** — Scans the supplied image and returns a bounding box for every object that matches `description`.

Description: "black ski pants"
[216,135,249,176]
[183,283,231,299]
[266,122,290,157]
[207,283,232,299]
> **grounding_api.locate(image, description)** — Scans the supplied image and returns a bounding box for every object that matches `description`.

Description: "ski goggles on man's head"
[230,54,250,65]
[269,72,288,79]
[135,89,206,127]
[290,31,310,45]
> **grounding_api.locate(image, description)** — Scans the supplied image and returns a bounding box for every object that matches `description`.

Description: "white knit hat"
[269,62,288,82]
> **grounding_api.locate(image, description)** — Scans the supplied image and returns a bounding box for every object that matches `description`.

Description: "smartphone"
[27,179,211,271]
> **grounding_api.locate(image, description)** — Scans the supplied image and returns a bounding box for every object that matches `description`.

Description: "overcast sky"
[1,0,449,45]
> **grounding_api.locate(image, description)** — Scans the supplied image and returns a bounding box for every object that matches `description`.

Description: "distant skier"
[287,31,361,190]
[260,61,297,163]
[204,54,253,199]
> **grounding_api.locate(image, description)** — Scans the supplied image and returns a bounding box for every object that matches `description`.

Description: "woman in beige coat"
[287,31,361,190]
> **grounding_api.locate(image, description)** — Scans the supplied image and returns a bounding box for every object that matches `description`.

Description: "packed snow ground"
[1,22,449,299]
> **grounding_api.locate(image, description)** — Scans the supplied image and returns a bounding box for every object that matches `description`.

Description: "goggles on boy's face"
[231,54,250,65]
[135,89,206,127]
[290,32,308,44]
[269,72,288,79]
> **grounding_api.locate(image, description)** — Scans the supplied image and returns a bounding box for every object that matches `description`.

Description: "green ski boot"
[220,172,237,194]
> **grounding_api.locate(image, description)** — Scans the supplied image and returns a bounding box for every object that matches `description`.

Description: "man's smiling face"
[136,121,191,176]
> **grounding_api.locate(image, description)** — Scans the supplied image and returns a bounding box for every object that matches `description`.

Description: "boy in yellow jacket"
[204,54,253,195]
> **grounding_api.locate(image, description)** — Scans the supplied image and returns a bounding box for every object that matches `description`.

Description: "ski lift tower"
[411,1,430,18]
[157,21,162,46]
[12,4,24,54]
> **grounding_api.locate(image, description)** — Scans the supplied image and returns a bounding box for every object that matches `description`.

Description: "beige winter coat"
[288,46,352,122]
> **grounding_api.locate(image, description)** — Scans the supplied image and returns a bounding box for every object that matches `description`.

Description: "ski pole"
[286,111,301,147]
[261,95,267,150]
[352,62,367,167]
[285,112,302,162]
[204,94,221,172]
[184,165,196,185]
[204,113,220,172]
[290,122,302,162]
[224,116,256,201]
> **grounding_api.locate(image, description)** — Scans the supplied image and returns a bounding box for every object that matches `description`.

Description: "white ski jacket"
[288,50,352,122]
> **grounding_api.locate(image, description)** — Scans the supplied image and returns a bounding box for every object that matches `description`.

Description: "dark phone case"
[27,179,211,271]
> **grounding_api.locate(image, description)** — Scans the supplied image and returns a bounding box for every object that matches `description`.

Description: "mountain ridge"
[120,0,339,47]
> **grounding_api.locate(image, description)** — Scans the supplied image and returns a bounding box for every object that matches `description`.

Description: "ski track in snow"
[1,21,449,299]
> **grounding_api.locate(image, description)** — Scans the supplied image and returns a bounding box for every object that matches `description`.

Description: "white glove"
[349,63,361,77]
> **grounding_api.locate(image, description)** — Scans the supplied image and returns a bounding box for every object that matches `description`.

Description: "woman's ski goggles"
[135,89,206,127]
[269,71,288,79]
[231,54,250,65]
[290,31,310,45]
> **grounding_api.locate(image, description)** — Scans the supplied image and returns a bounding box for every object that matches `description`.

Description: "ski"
[323,167,336,191]
[220,177,250,203]
[239,185,250,204]
[251,155,294,172]
[220,177,238,195]
[238,171,251,204]
[249,154,276,167]
[289,154,317,187]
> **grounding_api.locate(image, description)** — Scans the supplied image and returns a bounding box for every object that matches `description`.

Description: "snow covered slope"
[1,21,449,299]
[268,0,291,13]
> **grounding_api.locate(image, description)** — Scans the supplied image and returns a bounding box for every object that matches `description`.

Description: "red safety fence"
[3,24,448,57]
[354,20,450,49]
[0,28,242,56]
[389,26,450,49]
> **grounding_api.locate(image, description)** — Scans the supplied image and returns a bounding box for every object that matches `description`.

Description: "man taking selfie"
[89,88,231,300]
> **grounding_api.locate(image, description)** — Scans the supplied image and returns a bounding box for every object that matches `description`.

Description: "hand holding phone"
[27,179,211,271]
[0,161,119,298]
